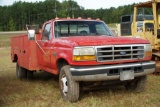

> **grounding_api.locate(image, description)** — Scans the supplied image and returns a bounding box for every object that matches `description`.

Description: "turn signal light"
[73,55,96,61]
[145,51,152,57]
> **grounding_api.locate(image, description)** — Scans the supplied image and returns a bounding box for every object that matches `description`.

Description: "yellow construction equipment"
[117,0,160,73]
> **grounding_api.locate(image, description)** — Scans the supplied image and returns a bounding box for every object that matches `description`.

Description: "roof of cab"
[48,17,102,22]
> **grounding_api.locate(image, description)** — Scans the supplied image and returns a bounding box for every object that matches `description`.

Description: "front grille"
[96,45,144,62]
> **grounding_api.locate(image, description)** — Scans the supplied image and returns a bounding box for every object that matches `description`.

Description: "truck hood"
[59,36,149,46]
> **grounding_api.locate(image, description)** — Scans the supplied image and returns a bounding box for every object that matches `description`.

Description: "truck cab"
[11,17,155,102]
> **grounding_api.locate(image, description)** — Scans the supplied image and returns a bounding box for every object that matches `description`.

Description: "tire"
[59,65,79,102]
[125,75,147,92]
[16,63,27,79]
[27,70,34,79]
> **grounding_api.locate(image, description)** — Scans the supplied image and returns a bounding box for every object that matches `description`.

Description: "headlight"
[73,47,96,61]
[144,44,152,57]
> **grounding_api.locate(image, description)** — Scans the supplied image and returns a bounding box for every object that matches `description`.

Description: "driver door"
[39,22,52,68]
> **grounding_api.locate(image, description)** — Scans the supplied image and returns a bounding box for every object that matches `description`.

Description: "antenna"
[67,0,69,17]
[72,1,74,18]
[54,1,57,18]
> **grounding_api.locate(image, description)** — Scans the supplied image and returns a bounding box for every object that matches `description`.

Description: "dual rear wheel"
[16,63,33,79]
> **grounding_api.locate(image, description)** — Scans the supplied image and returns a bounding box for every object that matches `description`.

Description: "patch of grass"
[0,34,18,47]
[0,34,160,107]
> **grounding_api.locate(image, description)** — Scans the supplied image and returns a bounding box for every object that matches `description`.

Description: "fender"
[56,52,72,65]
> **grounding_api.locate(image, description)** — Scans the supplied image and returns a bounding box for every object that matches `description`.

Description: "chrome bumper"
[70,61,155,81]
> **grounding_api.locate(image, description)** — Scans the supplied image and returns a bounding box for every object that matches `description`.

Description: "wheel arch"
[57,58,69,74]
[12,54,18,62]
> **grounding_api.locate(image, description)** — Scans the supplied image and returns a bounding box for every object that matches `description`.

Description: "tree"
[9,18,16,31]
[0,0,135,31]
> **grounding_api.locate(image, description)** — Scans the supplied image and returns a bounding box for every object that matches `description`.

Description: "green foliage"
[0,0,134,31]
[8,18,16,31]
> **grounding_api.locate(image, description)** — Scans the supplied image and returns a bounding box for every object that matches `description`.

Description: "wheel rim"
[60,74,68,96]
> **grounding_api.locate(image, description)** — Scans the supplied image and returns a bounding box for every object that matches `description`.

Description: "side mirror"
[28,30,35,40]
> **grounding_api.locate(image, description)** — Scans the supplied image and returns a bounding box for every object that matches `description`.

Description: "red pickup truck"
[11,18,155,102]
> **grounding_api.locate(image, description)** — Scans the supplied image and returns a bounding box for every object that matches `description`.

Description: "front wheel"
[59,65,79,102]
[125,75,147,92]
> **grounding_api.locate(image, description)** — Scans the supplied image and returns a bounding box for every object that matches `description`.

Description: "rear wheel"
[27,70,34,79]
[16,63,27,79]
[125,75,147,92]
[59,65,79,102]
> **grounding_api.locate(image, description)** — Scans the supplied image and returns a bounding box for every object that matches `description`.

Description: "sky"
[0,0,148,9]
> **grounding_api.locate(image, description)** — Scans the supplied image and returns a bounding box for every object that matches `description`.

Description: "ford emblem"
[120,51,126,55]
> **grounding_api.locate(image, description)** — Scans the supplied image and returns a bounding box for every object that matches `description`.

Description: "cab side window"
[42,23,51,40]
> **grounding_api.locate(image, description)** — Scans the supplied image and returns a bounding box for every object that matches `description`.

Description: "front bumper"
[70,61,155,81]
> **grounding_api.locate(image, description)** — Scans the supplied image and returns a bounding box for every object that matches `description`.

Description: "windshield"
[54,21,114,37]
